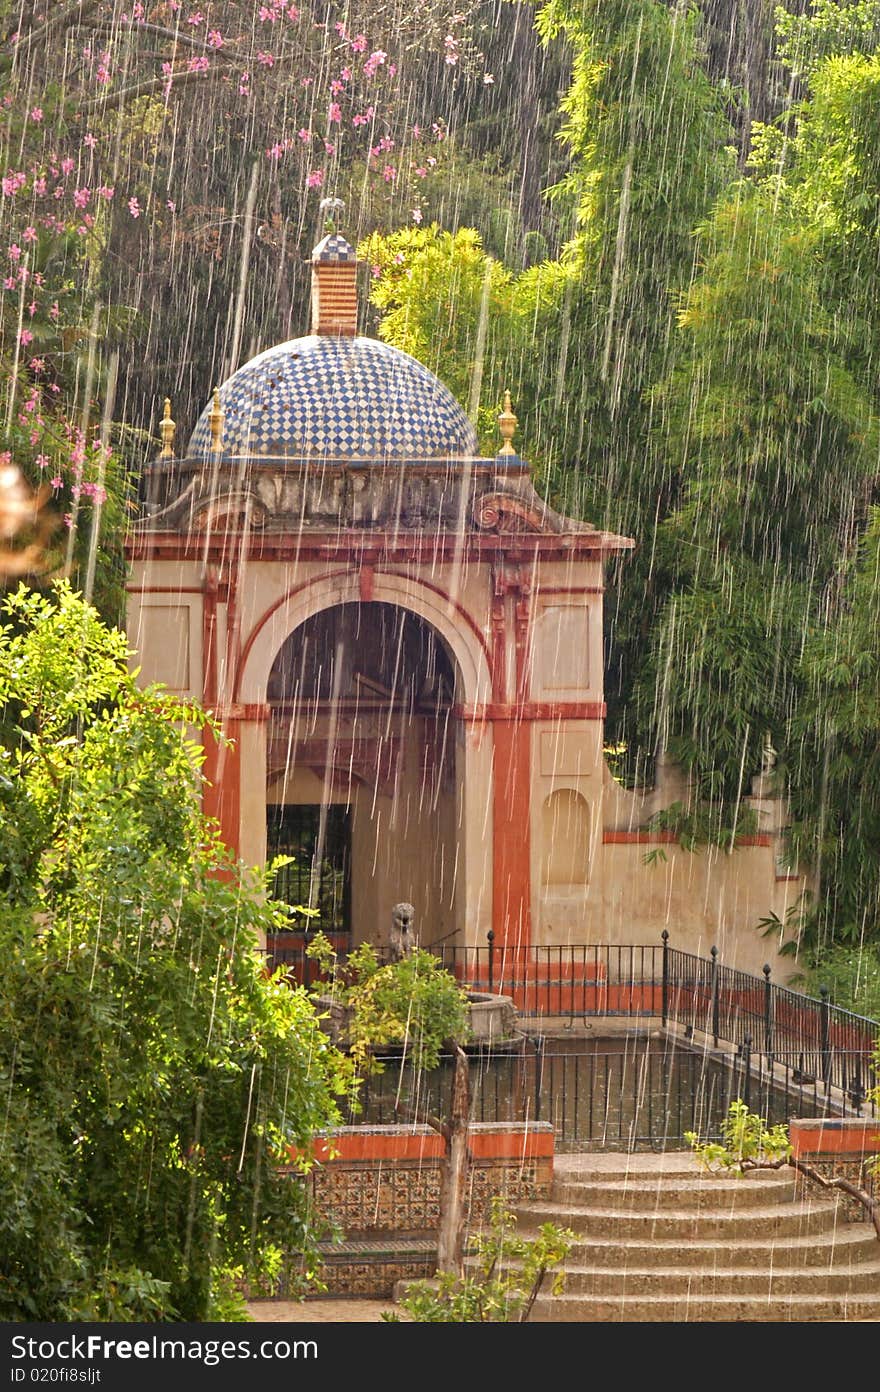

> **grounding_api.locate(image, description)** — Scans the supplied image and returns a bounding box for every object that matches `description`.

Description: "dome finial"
[498,389,518,456]
[209,387,224,453]
[159,397,176,459]
[319,195,345,234]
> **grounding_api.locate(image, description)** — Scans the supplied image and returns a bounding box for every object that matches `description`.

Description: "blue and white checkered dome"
[187,335,479,461]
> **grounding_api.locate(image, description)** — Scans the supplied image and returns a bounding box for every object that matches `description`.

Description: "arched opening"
[265,602,461,949]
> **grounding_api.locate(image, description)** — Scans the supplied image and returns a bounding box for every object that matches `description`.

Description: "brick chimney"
[311,232,358,336]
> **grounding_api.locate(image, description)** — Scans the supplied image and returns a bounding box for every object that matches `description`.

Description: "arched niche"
[541,788,592,887]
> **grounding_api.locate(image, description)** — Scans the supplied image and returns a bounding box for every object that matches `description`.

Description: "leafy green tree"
[0,582,352,1321]
[688,1096,880,1242]
[383,1197,574,1323]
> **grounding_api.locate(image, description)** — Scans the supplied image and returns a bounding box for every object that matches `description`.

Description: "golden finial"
[209,386,224,453]
[498,389,518,457]
[159,397,176,459]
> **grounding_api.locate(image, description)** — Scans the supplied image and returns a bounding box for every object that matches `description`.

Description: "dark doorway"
[267,802,352,936]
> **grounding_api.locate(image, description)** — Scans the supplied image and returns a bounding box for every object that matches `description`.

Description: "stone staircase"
[508,1151,880,1321]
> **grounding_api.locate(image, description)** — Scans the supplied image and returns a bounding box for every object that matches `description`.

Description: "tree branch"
[79,62,233,114]
[7,0,104,53]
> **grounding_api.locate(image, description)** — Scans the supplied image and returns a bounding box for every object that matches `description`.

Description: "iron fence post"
[763,963,774,1065]
[661,930,669,1027]
[741,1034,752,1110]
[820,985,832,1091]
[710,945,720,1049]
[533,1034,544,1122]
[487,929,494,993]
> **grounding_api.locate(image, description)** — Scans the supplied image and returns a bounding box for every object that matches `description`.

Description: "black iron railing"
[338,1035,859,1151]
[263,929,879,1116]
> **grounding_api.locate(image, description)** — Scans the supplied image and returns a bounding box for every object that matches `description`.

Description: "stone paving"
[248,1298,401,1322]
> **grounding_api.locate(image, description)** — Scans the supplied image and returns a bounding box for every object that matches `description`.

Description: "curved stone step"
[550,1175,802,1210]
[512,1197,842,1240]
[530,1291,880,1322]
[542,1225,880,1270]
[547,1261,880,1297]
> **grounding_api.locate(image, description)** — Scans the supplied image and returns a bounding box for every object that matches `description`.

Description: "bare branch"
[80,62,233,115]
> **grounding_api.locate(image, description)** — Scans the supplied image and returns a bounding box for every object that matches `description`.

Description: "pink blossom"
[133,3,145,18]
[267,143,285,160]
[382,164,396,183]
[411,208,423,223]
[239,72,250,94]
[297,128,311,143]
[328,102,341,123]
[187,55,209,72]
[207,29,223,47]
[73,187,90,209]
[370,264,381,278]
[330,79,344,94]
[35,453,50,468]
[3,277,14,290]
[28,300,37,316]
[53,187,65,200]
[388,63,397,77]
[19,329,33,346]
[340,66,351,80]
[2,171,26,196]
[128,196,141,217]
[286,5,299,18]
[96,63,110,84]
[61,158,75,176]
[29,107,43,123]
[256,51,275,66]
[33,178,46,196]
[415,166,427,178]
[83,133,98,149]
[324,140,335,155]
[50,476,62,488]
[306,169,324,189]
[300,76,313,87]
[168,1,180,9]
[8,244,21,261]
[30,360,46,373]
[351,33,367,52]
[166,199,176,212]
[363,50,387,78]
[97,185,115,200]
[483,73,495,85]
[413,124,421,139]
[187,10,204,24]
[334,21,346,36]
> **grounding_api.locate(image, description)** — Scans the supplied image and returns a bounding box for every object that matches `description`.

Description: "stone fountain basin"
[312,989,519,1048]
[464,991,519,1043]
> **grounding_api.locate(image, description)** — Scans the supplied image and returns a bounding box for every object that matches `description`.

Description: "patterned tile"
[187,335,478,461]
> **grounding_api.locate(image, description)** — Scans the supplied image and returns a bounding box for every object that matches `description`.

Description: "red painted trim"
[457,702,605,722]
[215,716,241,856]
[492,719,531,949]
[289,1125,554,1166]
[126,530,634,565]
[603,830,773,847]
[125,584,205,594]
[215,703,271,722]
[790,1119,880,1158]
[534,586,605,596]
[201,577,219,826]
